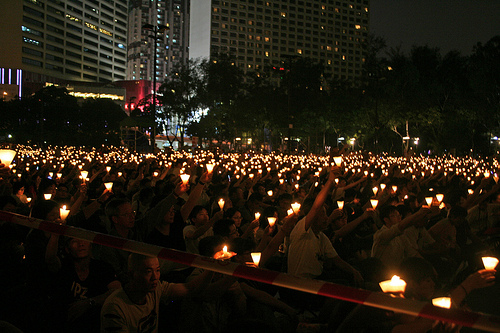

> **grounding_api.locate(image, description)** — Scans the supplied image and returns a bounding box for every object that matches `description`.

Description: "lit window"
[297,49,302,54]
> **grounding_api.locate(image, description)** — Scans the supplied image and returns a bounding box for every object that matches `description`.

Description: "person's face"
[17,187,25,196]
[333,215,348,230]
[315,206,329,231]
[193,209,209,226]
[165,205,175,224]
[384,210,401,227]
[411,277,435,301]
[231,211,243,227]
[114,203,136,229]
[228,224,239,239]
[67,239,91,259]
[46,206,60,222]
[133,257,161,293]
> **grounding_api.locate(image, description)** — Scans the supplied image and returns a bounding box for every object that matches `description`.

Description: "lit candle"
[27,197,32,203]
[104,182,113,191]
[60,205,70,221]
[251,252,261,266]
[218,198,225,210]
[392,185,398,193]
[214,245,235,260]
[206,163,214,173]
[80,170,88,183]
[436,194,444,203]
[106,166,111,173]
[379,275,406,294]
[118,172,123,177]
[337,201,344,210]
[56,173,62,179]
[254,212,261,220]
[370,199,378,209]
[267,190,273,197]
[153,171,159,177]
[0,149,16,167]
[432,297,451,309]
[287,208,294,216]
[267,217,277,227]
[425,197,433,206]
[333,156,343,167]
[291,202,301,214]
[482,257,499,270]
[44,193,52,200]
[372,186,378,196]
[180,173,190,185]
[380,183,386,191]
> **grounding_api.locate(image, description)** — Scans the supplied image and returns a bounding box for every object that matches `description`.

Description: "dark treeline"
[1,35,499,155]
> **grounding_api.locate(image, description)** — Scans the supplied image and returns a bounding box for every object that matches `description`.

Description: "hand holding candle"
[251,252,261,266]
[482,257,499,270]
[60,205,70,221]
[432,297,451,309]
[379,275,406,294]
[180,173,190,185]
[291,202,301,214]
[267,217,277,227]
[214,245,236,260]
[218,198,225,210]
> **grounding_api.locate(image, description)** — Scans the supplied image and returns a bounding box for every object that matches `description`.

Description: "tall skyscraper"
[0,0,129,88]
[126,0,190,83]
[190,0,369,82]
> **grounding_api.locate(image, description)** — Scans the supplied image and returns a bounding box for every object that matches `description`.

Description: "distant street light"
[143,24,169,151]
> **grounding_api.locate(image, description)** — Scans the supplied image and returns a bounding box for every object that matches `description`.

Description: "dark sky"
[370,0,500,55]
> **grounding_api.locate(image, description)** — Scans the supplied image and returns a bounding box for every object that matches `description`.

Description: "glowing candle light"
[333,156,343,167]
[106,166,111,173]
[180,174,190,185]
[44,193,52,200]
[379,275,406,294]
[56,173,62,179]
[104,182,113,191]
[287,208,294,216]
[372,187,378,196]
[27,197,32,203]
[425,197,433,206]
[392,185,398,193]
[218,198,225,210]
[267,190,273,197]
[80,170,88,183]
[482,257,499,270]
[291,202,301,214]
[251,252,261,266]
[60,205,70,221]
[432,297,451,309]
[380,183,386,191]
[370,199,378,209]
[337,201,344,210]
[436,194,444,203]
[206,163,214,173]
[254,212,261,220]
[294,183,299,190]
[267,217,277,227]
[117,172,122,177]
[0,149,16,167]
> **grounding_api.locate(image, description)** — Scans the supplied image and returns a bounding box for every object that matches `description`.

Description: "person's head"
[380,205,401,227]
[224,207,243,228]
[278,193,293,211]
[31,199,60,221]
[198,235,225,257]
[228,237,256,264]
[39,178,56,195]
[106,198,135,230]
[138,187,154,205]
[246,193,263,211]
[65,238,91,260]
[12,182,25,196]
[448,205,467,225]
[55,183,70,199]
[331,210,348,230]
[189,205,209,226]
[399,257,437,301]
[213,218,239,240]
[127,254,160,293]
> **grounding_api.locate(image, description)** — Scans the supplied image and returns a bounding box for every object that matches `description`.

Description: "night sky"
[370,0,500,55]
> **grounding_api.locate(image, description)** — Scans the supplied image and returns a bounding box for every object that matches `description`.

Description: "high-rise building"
[190,0,369,82]
[0,0,129,97]
[126,0,190,83]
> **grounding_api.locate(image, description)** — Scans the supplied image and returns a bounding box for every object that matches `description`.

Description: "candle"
[379,275,406,293]
[337,201,344,210]
[287,208,294,216]
[291,202,301,214]
[27,197,32,203]
[392,185,398,193]
[432,297,451,309]
[251,252,261,266]
[254,212,261,220]
[206,163,214,173]
[333,156,343,167]
[482,257,499,270]
[380,183,386,191]
[153,171,159,177]
[56,173,62,179]
[267,217,277,227]
[218,198,225,210]
[106,166,111,173]
[80,170,88,183]
[267,190,273,197]
[425,197,433,206]
[370,199,378,209]
[214,245,235,260]
[104,182,113,191]
[0,149,16,167]
[44,193,52,200]
[118,172,122,177]
[60,205,70,221]
[372,186,378,196]
[180,173,190,185]
[436,194,444,203]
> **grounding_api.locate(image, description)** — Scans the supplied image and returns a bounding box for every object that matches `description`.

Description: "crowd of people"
[0,145,499,332]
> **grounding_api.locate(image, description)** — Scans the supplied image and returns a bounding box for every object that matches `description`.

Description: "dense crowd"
[0,145,498,333]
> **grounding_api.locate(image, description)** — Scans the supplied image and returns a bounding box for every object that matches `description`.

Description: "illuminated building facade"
[190,0,370,83]
[0,0,129,94]
[126,0,190,83]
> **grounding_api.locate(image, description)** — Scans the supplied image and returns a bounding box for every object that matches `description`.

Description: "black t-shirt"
[55,258,117,304]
